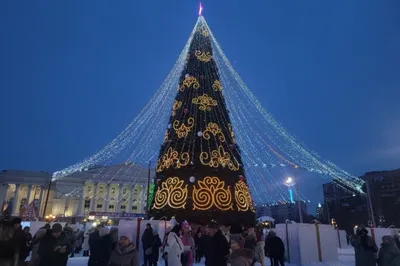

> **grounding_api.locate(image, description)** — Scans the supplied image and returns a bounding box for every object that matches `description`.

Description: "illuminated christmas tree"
[149,10,255,225]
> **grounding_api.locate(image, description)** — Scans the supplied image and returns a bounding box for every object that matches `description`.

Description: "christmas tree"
[149,14,255,225]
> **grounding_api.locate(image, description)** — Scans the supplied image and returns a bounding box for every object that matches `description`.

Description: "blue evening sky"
[0,0,399,178]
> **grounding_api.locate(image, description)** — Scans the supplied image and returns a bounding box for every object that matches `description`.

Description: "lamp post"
[284,176,303,223]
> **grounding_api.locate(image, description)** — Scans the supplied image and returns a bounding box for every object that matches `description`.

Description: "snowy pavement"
[67,248,356,266]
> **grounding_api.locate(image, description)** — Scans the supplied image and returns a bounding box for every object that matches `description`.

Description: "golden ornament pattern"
[228,124,236,143]
[212,80,222,91]
[192,94,217,111]
[192,176,233,211]
[234,180,255,212]
[203,122,226,143]
[179,76,200,92]
[156,147,190,172]
[200,145,240,171]
[195,50,212,62]
[200,25,209,37]
[173,117,195,138]
[152,177,188,210]
[172,100,182,116]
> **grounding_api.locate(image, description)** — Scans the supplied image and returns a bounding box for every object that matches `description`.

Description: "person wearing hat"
[90,227,113,266]
[377,235,400,266]
[351,225,378,266]
[163,224,184,266]
[108,234,138,266]
[149,229,162,266]
[38,223,71,266]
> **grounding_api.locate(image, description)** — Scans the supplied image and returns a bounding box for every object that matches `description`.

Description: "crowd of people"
[351,225,400,266]
[9,218,400,266]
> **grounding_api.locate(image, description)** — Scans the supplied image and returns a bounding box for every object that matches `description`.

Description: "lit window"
[111,188,115,193]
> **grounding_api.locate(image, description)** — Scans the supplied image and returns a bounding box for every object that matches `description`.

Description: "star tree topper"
[199,2,203,16]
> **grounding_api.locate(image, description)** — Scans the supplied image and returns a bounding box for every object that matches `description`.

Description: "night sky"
[0,0,399,179]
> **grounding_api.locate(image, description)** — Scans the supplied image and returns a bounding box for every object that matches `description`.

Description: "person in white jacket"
[164,224,184,266]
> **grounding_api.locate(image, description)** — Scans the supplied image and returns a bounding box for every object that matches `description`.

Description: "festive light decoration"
[173,117,195,138]
[191,94,217,111]
[202,122,226,142]
[52,14,363,207]
[163,130,168,143]
[172,100,182,116]
[192,176,233,211]
[212,80,222,91]
[195,50,212,62]
[156,147,190,172]
[179,76,200,91]
[235,180,255,212]
[200,145,240,171]
[152,177,188,209]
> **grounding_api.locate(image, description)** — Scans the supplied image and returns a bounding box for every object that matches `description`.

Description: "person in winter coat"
[110,227,119,251]
[181,221,195,266]
[161,226,172,266]
[0,219,22,266]
[29,224,50,266]
[204,222,230,266]
[194,229,204,263]
[141,223,153,266]
[90,227,114,266]
[254,230,265,266]
[88,225,102,266]
[163,224,184,266]
[150,230,162,266]
[82,227,94,257]
[62,225,76,258]
[108,234,138,266]
[378,235,400,266]
[351,226,378,266]
[265,230,285,266]
[38,223,71,266]
[228,240,254,266]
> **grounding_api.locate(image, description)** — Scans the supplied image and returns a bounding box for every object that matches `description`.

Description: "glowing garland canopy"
[52,15,364,205]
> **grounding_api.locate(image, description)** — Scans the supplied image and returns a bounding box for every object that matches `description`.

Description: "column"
[76,189,83,216]
[117,184,123,213]
[139,188,145,214]
[12,184,20,216]
[37,186,44,217]
[26,185,32,204]
[90,183,96,212]
[104,184,110,212]
[0,184,8,206]
[127,186,132,214]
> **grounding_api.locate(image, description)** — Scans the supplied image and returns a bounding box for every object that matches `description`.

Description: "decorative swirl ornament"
[228,123,236,143]
[179,76,200,92]
[200,26,209,37]
[212,80,222,91]
[152,177,188,209]
[200,145,240,171]
[234,180,255,212]
[195,50,212,62]
[203,122,226,143]
[192,94,217,111]
[192,176,233,211]
[172,100,182,116]
[173,117,195,138]
[156,147,190,172]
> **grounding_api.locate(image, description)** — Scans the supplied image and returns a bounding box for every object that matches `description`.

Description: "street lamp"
[284,176,303,223]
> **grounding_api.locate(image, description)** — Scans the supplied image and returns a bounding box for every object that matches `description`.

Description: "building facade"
[255,201,307,223]
[0,163,153,220]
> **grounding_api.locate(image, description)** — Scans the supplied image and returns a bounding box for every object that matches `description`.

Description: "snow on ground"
[67,248,356,266]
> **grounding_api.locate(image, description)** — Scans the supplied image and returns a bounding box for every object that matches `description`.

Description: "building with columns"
[0,163,153,220]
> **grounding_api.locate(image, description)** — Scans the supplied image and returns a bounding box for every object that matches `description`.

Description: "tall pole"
[146,160,151,219]
[366,180,376,227]
[42,176,52,219]
[294,169,303,223]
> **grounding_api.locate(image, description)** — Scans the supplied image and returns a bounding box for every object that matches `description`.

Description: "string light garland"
[192,176,233,211]
[52,14,363,210]
[152,177,188,209]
